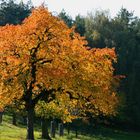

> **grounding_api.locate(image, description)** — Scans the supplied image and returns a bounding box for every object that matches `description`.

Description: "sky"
[22,0,140,19]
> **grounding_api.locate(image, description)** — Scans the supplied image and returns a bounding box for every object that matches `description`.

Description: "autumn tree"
[0,7,119,140]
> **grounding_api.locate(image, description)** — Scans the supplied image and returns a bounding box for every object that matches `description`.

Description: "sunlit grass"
[0,121,41,140]
[0,114,40,140]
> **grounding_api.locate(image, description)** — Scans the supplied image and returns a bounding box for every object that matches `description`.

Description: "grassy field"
[0,114,140,140]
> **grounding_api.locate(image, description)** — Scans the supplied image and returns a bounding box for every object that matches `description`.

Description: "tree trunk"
[12,112,17,125]
[26,107,34,140]
[58,123,64,136]
[0,112,3,123]
[50,120,56,138]
[75,129,78,138]
[67,123,70,135]
[41,118,52,140]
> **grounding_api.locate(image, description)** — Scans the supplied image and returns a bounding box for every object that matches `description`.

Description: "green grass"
[0,114,140,140]
[0,114,40,140]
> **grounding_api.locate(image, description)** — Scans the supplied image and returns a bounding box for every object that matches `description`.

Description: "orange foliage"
[0,7,119,117]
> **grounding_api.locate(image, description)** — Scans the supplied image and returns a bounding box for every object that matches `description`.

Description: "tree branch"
[32,88,56,106]
[36,58,53,64]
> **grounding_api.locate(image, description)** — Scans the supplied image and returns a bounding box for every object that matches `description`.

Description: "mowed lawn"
[0,115,140,140]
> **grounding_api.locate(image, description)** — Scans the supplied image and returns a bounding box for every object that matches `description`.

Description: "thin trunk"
[12,112,17,125]
[58,123,64,136]
[26,107,34,140]
[75,129,78,138]
[67,123,70,135]
[50,120,56,138]
[42,118,52,140]
[0,112,3,123]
